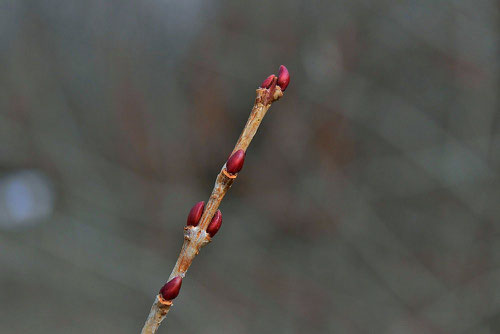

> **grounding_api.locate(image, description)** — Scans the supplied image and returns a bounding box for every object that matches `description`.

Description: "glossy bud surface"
[207,210,222,237]
[260,75,276,89]
[159,276,182,301]
[187,201,205,226]
[226,149,245,174]
[277,65,290,91]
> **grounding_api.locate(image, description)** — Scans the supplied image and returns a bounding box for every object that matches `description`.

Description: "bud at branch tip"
[277,65,290,91]
[260,75,276,89]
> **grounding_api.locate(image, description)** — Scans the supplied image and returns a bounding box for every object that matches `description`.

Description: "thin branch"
[141,66,289,334]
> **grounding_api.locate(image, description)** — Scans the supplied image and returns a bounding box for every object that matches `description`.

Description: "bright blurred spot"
[0,170,55,229]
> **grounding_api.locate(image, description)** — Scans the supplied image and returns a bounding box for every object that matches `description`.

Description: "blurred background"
[1,1,499,333]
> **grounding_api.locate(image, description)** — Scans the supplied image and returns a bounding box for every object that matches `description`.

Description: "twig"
[141,65,290,334]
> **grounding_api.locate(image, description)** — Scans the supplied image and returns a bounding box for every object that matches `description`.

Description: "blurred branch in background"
[0,1,500,333]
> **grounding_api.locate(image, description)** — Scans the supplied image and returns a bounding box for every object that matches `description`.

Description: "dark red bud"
[226,149,245,174]
[260,75,276,89]
[159,276,182,300]
[277,65,290,91]
[207,210,222,237]
[187,201,205,226]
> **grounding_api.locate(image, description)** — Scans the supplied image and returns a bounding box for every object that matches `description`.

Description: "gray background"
[1,1,499,333]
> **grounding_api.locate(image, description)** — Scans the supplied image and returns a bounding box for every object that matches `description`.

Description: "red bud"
[226,149,245,174]
[260,75,276,89]
[159,276,182,301]
[207,210,222,237]
[187,201,205,226]
[277,65,290,91]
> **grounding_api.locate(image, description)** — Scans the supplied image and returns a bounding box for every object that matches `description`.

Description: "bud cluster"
[260,65,290,92]
[186,201,223,237]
